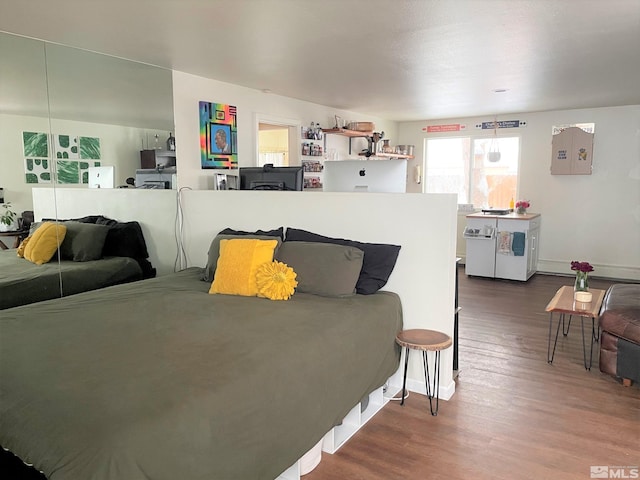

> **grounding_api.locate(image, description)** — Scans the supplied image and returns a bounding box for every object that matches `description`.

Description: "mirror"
[1,31,175,211]
[0,31,175,304]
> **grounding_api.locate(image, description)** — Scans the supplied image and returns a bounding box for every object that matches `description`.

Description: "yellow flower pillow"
[16,236,31,258]
[209,238,279,297]
[256,261,298,300]
[23,222,67,265]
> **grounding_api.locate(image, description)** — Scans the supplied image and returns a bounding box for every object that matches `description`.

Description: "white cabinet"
[465,213,541,281]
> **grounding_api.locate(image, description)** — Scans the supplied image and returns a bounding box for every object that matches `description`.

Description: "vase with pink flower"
[571,261,594,292]
[515,200,530,214]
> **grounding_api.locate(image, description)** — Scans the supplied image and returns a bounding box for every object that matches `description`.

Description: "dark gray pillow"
[29,221,43,237]
[59,221,110,262]
[202,234,283,282]
[285,228,401,295]
[275,241,364,297]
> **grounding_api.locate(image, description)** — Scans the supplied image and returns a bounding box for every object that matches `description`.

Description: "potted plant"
[1,202,18,232]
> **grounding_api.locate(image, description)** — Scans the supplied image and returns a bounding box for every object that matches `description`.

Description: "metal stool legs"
[400,346,442,416]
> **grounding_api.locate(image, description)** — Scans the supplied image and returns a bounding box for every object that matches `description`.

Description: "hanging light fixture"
[487,116,501,162]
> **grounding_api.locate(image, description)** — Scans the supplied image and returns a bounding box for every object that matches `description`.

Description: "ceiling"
[1,0,639,122]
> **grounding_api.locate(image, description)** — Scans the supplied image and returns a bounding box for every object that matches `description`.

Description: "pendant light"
[487,117,501,162]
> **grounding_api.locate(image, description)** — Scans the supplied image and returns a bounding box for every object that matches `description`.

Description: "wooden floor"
[306,271,639,480]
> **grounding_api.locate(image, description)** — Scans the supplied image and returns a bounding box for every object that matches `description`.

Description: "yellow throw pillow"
[256,261,298,300]
[24,222,67,265]
[16,236,31,258]
[209,238,279,296]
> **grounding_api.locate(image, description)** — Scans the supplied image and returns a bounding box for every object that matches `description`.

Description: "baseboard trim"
[388,377,456,401]
[537,260,640,282]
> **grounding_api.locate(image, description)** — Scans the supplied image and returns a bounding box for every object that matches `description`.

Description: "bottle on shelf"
[509,197,515,210]
[166,132,176,151]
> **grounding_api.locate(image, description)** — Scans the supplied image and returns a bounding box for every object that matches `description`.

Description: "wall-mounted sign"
[552,123,595,135]
[423,123,466,133]
[475,120,527,129]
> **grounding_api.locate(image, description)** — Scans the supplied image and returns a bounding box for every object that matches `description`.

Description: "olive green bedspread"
[0,268,402,479]
[0,249,143,310]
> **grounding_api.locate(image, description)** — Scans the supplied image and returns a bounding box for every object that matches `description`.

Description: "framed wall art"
[199,101,238,169]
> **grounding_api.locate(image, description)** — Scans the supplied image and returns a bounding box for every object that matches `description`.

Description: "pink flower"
[515,200,530,209]
[571,261,594,273]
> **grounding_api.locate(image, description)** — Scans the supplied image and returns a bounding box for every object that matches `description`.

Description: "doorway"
[255,114,300,168]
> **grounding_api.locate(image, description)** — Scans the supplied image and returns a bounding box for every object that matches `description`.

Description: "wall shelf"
[321,128,373,137]
[322,128,373,155]
[358,152,414,160]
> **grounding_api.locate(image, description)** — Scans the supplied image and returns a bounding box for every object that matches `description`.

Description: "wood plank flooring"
[305,271,639,480]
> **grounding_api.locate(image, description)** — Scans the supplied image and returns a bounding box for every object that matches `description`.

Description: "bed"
[0,216,154,310]
[0,230,403,479]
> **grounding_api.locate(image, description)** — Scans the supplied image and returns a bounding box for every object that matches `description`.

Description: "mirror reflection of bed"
[0,190,457,479]
[0,216,156,310]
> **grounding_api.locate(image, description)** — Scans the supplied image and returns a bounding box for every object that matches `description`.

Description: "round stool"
[396,329,452,416]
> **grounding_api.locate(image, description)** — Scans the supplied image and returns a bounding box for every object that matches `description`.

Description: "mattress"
[0,249,143,309]
[0,267,402,479]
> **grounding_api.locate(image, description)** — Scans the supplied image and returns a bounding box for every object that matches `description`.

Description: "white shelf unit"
[301,138,324,191]
[274,382,401,480]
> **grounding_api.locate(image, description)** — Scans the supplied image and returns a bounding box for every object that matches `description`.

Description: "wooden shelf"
[322,128,373,137]
[358,152,414,159]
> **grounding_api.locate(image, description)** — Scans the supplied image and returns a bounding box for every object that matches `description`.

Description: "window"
[425,136,519,208]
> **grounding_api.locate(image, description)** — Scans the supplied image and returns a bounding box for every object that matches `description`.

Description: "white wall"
[399,105,640,280]
[33,188,459,395]
[171,71,400,190]
[0,112,170,215]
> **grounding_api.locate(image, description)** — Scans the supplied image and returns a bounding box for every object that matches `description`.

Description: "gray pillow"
[202,234,283,282]
[59,221,110,262]
[275,241,364,297]
[29,221,43,236]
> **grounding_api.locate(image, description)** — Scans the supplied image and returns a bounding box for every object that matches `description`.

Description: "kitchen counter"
[466,212,540,220]
[464,213,541,281]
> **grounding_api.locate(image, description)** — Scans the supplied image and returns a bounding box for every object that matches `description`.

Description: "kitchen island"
[464,212,541,281]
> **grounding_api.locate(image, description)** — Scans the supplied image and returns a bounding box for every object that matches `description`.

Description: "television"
[239,164,303,191]
[323,160,407,193]
[88,166,115,189]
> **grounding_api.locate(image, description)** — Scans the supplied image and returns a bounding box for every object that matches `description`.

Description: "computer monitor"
[323,160,407,193]
[88,166,115,189]
[239,164,303,191]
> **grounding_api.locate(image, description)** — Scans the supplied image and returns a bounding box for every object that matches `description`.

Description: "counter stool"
[396,329,452,416]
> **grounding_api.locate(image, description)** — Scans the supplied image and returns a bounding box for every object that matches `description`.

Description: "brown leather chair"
[599,284,640,386]
[17,210,34,241]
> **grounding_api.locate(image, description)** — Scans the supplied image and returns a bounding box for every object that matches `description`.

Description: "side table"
[396,329,452,416]
[0,230,23,250]
[545,286,606,370]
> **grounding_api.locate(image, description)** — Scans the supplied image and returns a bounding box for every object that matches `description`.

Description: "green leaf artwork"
[56,160,80,184]
[24,158,51,184]
[23,132,48,157]
[80,137,101,159]
[22,132,100,185]
[55,135,78,159]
